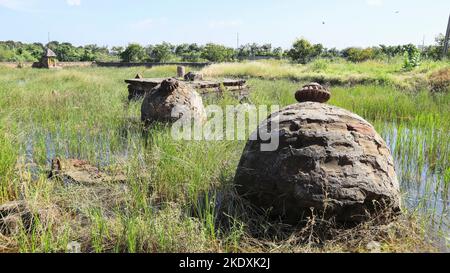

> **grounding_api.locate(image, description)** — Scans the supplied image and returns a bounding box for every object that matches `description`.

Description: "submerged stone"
[0,201,33,235]
[48,158,126,186]
[0,201,59,236]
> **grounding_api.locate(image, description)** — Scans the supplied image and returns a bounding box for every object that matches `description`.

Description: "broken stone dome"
[141,78,207,125]
[234,83,400,224]
[184,71,204,81]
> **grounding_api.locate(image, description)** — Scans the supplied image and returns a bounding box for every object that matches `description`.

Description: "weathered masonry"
[32,48,58,69]
[125,77,249,101]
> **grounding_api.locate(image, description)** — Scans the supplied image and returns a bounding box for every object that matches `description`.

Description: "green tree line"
[1,34,448,64]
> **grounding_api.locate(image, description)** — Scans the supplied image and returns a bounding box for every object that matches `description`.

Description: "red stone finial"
[295,83,331,103]
[160,78,180,93]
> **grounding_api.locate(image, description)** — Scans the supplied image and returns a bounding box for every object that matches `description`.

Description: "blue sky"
[0,0,449,49]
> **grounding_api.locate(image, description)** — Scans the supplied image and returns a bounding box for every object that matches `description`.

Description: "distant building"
[32,48,58,68]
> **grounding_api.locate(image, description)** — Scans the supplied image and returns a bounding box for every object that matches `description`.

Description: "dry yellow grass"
[201,59,449,90]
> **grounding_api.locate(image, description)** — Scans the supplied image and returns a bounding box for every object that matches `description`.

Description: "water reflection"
[19,121,450,248]
[380,122,449,249]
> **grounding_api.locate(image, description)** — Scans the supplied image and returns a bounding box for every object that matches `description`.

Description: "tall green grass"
[0,65,448,252]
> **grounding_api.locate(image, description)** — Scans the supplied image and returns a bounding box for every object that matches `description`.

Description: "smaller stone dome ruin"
[141,78,207,125]
[184,72,204,81]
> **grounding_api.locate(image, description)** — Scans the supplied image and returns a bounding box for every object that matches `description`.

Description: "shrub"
[309,59,329,71]
[422,34,450,60]
[0,45,16,61]
[201,43,235,62]
[402,44,421,71]
[148,42,176,63]
[380,45,404,59]
[343,47,375,62]
[120,43,146,62]
[429,68,450,92]
[288,39,323,64]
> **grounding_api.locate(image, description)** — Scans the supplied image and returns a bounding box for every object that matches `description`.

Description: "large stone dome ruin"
[234,83,400,224]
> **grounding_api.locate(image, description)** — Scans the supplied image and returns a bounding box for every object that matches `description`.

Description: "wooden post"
[443,13,450,59]
[177,66,185,78]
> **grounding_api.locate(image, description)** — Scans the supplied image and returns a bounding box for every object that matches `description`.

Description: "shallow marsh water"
[1,67,449,252]
[379,123,449,249]
[19,118,450,250]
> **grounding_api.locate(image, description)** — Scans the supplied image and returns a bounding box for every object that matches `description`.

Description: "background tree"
[237,43,284,60]
[321,47,340,59]
[201,43,235,62]
[288,38,323,64]
[120,43,146,62]
[342,47,376,62]
[174,43,205,62]
[379,45,404,59]
[272,47,284,58]
[0,36,448,63]
[53,42,80,61]
[0,45,16,61]
[422,34,450,60]
[148,42,175,62]
[24,43,44,60]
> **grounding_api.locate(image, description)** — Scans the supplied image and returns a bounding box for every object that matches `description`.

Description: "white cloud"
[366,0,383,7]
[0,0,27,11]
[208,20,242,29]
[0,0,77,11]
[66,0,81,6]
[130,18,167,31]
[131,18,154,30]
